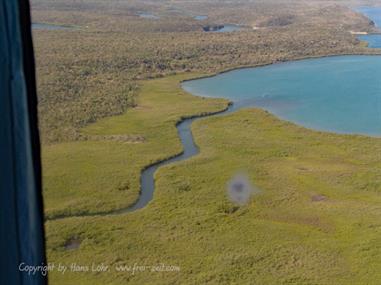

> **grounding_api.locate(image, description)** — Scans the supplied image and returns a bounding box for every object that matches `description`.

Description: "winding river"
[127,54,381,213]
[118,105,236,213]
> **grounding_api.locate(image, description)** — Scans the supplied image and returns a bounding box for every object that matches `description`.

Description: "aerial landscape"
[30,0,381,284]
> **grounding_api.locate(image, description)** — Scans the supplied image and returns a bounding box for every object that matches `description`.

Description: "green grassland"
[44,74,381,284]
[42,75,228,219]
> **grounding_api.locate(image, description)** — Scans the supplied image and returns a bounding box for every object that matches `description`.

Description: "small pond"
[137,12,160,19]
[194,15,208,21]
[203,24,243,33]
[32,23,73,30]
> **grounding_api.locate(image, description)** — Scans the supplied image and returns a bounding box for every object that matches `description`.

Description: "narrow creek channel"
[117,102,237,214]
[48,102,236,220]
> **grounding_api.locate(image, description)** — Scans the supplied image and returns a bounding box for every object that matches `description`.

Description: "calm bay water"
[182,56,381,136]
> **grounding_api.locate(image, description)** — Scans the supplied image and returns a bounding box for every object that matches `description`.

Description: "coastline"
[48,52,381,220]
[180,52,381,84]
[181,54,381,139]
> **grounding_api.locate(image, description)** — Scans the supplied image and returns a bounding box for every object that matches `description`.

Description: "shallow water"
[358,34,381,48]
[137,12,160,19]
[182,56,381,136]
[194,15,208,21]
[356,7,381,47]
[216,24,242,32]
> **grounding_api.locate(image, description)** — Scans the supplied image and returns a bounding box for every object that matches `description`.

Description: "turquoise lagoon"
[182,56,381,136]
